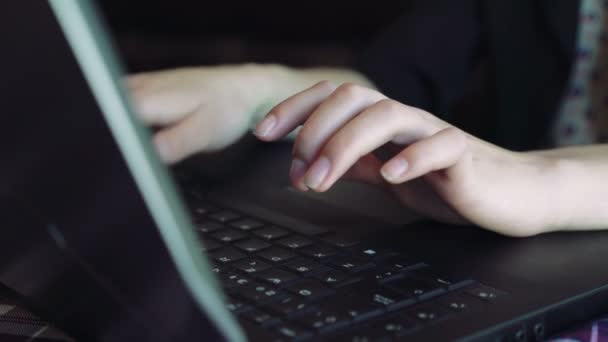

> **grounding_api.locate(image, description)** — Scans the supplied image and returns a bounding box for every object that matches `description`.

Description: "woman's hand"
[127,65,374,164]
[254,81,564,237]
[127,65,280,163]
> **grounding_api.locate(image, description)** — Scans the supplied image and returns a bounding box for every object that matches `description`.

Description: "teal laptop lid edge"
[48,1,245,341]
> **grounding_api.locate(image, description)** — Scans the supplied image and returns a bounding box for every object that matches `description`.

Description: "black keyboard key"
[230,218,264,231]
[232,258,272,274]
[437,294,480,312]
[234,239,272,253]
[353,247,396,260]
[387,276,446,300]
[274,323,313,341]
[254,226,290,241]
[220,273,252,289]
[257,247,296,264]
[264,296,316,317]
[349,283,415,311]
[210,264,224,274]
[284,259,328,275]
[211,229,247,243]
[322,234,359,248]
[209,210,241,223]
[225,297,252,314]
[200,239,222,252]
[465,284,506,301]
[286,279,335,300]
[312,270,361,288]
[365,316,419,338]
[299,245,339,260]
[296,310,350,333]
[191,202,219,216]
[195,220,225,234]
[371,292,414,311]
[322,295,384,322]
[276,236,313,249]
[238,284,287,303]
[184,187,203,199]
[366,268,404,284]
[379,257,426,273]
[256,269,299,286]
[409,268,474,291]
[209,247,246,264]
[329,256,375,273]
[404,304,451,323]
[243,310,281,327]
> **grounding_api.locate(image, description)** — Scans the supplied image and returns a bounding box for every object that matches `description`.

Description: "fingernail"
[304,157,330,190]
[381,157,408,182]
[254,115,277,137]
[290,158,307,182]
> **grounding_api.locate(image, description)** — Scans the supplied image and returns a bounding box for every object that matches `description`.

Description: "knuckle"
[443,127,469,151]
[315,80,336,92]
[335,82,365,99]
[371,99,407,126]
[374,98,404,115]
[323,132,356,161]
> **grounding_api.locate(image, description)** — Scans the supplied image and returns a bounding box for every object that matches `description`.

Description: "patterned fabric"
[592,1,608,141]
[552,0,608,146]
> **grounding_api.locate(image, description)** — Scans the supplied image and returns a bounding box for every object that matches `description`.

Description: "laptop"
[1,1,608,341]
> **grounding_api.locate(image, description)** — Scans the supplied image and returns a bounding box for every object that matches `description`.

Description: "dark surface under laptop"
[2,1,608,342]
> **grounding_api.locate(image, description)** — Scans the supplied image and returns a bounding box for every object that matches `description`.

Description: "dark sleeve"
[355,0,485,117]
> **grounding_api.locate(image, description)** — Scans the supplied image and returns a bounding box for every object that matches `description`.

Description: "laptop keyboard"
[186,192,505,341]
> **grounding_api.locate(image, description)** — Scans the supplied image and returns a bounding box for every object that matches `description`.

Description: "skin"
[128,64,608,237]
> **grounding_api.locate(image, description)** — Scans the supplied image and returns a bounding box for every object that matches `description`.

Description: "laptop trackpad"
[280,180,419,225]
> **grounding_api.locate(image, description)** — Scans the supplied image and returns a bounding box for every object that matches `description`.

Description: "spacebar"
[208,194,329,236]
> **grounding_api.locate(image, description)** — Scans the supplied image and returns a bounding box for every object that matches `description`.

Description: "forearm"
[529,144,608,232]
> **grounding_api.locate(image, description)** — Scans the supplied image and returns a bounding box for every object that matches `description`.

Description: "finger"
[287,83,385,188]
[294,154,385,191]
[125,73,151,91]
[380,127,468,184]
[254,80,336,140]
[128,80,200,126]
[153,113,210,164]
[292,83,386,164]
[301,99,435,191]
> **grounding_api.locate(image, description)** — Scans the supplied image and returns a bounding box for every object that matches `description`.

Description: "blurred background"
[98,1,409,72]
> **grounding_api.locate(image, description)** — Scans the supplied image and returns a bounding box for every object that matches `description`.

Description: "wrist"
[524,152,582,233]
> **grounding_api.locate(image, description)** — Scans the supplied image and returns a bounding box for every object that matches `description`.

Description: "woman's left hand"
[254,81,563,237]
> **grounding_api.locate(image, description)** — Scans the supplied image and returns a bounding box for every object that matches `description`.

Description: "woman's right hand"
[127,65,282,163]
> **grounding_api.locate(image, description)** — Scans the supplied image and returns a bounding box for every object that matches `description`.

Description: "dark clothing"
[357,0,580,151]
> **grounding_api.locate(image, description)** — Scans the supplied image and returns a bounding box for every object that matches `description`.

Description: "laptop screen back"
[0,1,242,341]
